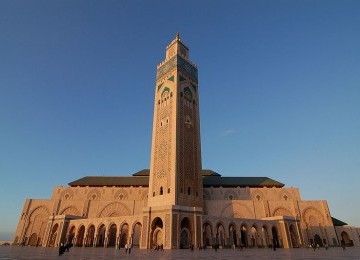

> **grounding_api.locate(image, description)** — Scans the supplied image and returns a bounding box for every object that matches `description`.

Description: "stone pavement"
[1,246,359,260]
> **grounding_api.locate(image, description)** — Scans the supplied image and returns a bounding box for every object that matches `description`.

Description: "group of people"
[124,243,132,254]
[154,244,164,251]
[58,242,73,256]
[310,242,331,251]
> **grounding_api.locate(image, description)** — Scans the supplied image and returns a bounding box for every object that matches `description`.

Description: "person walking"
[125,243,128,254]
[128,243,132,254]
[341,239,346,250]
[58,243,65,256]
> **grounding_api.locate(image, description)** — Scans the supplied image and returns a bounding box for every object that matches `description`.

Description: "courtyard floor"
[0,246,359,259]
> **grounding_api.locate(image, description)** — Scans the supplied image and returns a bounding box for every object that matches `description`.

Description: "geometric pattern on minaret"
[148,33,203,208]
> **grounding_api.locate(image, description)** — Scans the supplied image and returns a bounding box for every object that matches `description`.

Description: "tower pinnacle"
[175,32,180,41]
[165,33,189,59]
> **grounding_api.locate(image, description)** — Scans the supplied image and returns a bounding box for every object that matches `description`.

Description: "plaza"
[1,246,360,260]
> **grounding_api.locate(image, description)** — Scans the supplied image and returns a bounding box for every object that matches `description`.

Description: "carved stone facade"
[14,35,360,249]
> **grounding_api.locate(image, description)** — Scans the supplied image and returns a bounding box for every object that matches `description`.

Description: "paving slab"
[0,246,359,260]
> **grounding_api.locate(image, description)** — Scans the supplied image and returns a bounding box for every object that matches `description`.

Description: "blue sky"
[0,1,359,240]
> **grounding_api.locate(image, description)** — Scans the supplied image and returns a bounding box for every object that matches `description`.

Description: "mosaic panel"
[156,56,198,81]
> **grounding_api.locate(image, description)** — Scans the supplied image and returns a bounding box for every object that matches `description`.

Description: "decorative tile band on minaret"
[148,34,203,209]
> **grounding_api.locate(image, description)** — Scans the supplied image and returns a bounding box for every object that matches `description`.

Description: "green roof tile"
[69,169,284,188]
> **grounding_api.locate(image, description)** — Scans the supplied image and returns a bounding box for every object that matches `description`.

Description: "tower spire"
[165,33,189,59]
[175,32,180,41]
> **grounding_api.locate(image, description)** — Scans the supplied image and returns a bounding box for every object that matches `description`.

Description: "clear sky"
[0,1,359,241]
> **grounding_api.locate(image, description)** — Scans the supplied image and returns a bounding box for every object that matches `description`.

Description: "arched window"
[160,187,163,195]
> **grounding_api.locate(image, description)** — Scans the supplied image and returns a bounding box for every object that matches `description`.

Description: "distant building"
[14,34,359,249]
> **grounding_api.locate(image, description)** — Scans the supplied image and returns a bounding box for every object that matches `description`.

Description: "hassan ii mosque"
[14,34,360,249]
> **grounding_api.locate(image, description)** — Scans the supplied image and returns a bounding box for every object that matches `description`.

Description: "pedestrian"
[65,242,72,252]
[58,243,65,256]
[341,239,346,250]
[128,243,132,254]
[125,243,128,254]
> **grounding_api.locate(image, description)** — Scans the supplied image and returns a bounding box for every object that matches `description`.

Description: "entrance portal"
[180,228,191,248]
[151,217,164,248]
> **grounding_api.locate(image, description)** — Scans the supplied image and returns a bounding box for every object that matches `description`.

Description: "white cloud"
[222,129,237,136]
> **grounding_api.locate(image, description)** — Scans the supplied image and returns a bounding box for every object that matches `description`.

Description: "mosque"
[14,34,359,249]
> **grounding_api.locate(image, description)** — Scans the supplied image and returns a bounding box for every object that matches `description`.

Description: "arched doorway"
[86,225,95,247]
[251,225,260,247]
[341,231,354,247]
[48,224,59,247]
[67,226,76,245]
[132,222,142,248]
[203,222,213,247]
[28,233,38,246]
[229,224,237,247]
[25,207,49,247]
[151,217,163,248]
[120,223,129,248]
[262,226,270,247]
[76,226,85,247]
[240,225,248,247]
[107,224,117,247]
[314,234,323,247]
[289,224,299,248]
[97,224,106,247]
[272,226,280,248]
[180,217,191,249]
[216,223,225,247]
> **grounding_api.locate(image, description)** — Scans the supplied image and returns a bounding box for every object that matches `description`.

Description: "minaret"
[148,33,203,208]
[143,34,203,249]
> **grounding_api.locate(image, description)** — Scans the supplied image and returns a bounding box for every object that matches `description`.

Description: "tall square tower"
[143,34,203,248]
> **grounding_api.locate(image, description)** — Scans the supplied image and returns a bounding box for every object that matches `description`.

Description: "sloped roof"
[69,169,284,188]
[332,217,348,226]
[201,169,221,176]
[68,176,148,187]
[131,169,221,177]
[132,169,150,176]
[202,176,283,187]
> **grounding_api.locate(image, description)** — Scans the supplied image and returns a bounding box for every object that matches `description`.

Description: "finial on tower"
[165,33,189,60]
[175,32,180,41]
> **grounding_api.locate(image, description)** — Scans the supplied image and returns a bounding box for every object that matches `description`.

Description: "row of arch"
[49,221,142,248]
[202,221,288,248]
